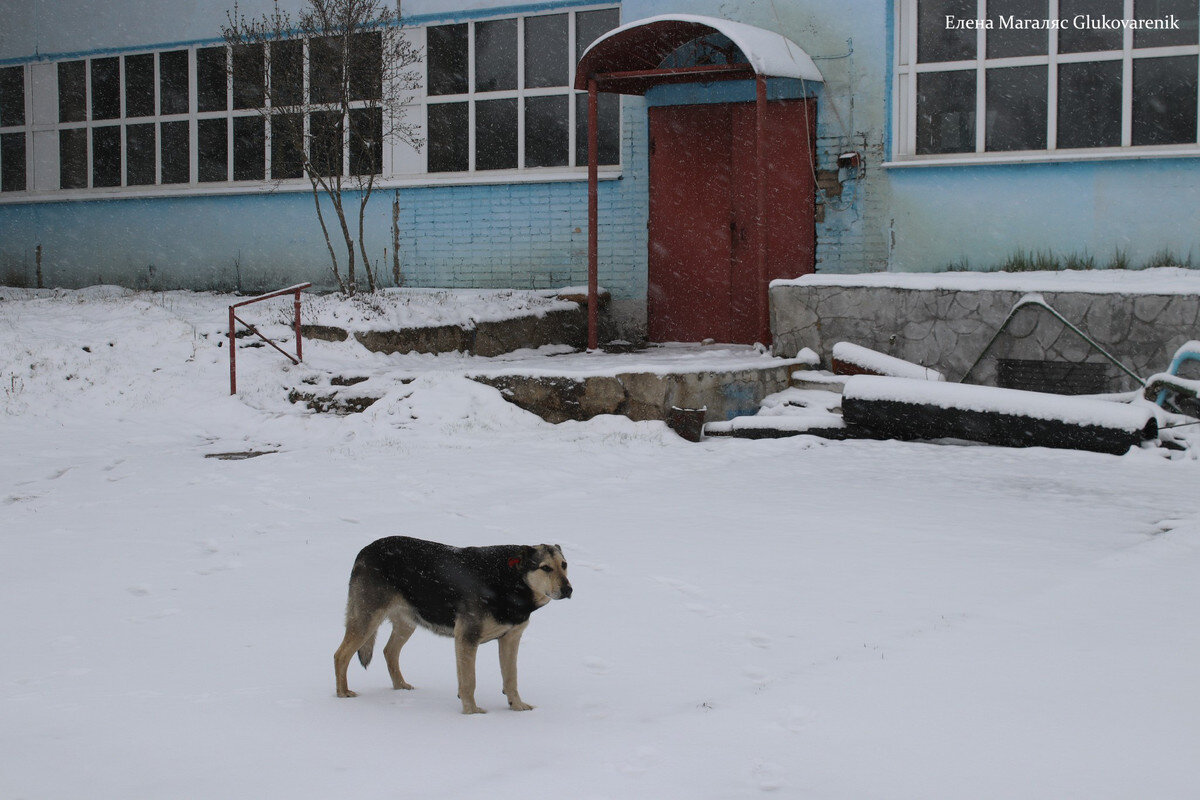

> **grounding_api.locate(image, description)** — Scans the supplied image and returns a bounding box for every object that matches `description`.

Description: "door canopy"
[574,14,824,95]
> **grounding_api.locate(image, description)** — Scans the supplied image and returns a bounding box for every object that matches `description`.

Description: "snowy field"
[2,287,1199,799]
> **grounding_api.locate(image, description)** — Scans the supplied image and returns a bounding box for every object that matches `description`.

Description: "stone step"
[286,374,409,414]
[789,369,847,393]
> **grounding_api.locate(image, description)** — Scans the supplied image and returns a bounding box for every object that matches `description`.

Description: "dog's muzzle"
[560,583,573,599]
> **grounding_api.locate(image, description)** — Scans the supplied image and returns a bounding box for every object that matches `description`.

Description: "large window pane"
[126,123,156,185]
[309,36,341,105]
[575,91,619,166]
[197,47,228,112]
[475,18,517,92]
[427,102,468,171]
[91,58,120,120]
[1060,0,1123,53]
[1133,55,1199,145]
[349,32,382,101]
[986,65,1047,151]
[160,120,190,184]
[91,125,121,187]
[59,128,88,188]
[159,50,190,115]
[918,0,977,63]
[0,66,25,127]
[310,110,343,176]
[233,116,265,180]
[58,61,87,123]
[987,0,1048,58]
[576,8,620,61]
[1,133,25,192]
[233,44,265,110]
[271,113,305,178]
[428,24,468,96]
[349,107,383,175]
[524,95,567,167]
[271,40,304,108]
[198,117,228,182]
[125,53,155,118]
[1058,60,1122,148]
[916,69,976,153]
[1135,0,1199,48]
[525,14,567,89]
[476,97,517,169]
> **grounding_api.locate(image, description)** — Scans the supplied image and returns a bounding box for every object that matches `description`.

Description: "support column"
[587,77,600,351]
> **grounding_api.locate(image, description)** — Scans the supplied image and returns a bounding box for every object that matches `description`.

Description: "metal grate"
[997,359,1108,395]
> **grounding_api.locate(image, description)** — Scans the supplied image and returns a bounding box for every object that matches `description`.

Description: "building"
[1,0,1198,343]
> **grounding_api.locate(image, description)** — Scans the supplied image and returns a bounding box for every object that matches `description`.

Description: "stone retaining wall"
[301,305,589,358]
[472,364,796,424]
[771,283,1200,392]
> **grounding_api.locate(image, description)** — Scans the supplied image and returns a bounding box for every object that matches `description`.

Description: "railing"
[228,283,312,395]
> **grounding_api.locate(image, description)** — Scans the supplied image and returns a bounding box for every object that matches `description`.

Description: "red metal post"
[228,305,237,395]
[293,288,303,363]
[755,74,769,345]
[587,77,600,351]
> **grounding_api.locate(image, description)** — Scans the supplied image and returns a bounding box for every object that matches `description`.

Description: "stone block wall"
[771,283,1200,392]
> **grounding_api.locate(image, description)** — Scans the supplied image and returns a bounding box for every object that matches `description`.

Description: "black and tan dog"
[334,536,572,714]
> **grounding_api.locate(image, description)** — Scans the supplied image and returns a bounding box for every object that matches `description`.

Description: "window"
[896,0,1200,159]
[425,6,620,173]
[0,66,24,192]
[125,54,155,118]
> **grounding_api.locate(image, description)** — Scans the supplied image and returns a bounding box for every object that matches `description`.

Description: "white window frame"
[889,0,1200,166]
[422,4,621,178]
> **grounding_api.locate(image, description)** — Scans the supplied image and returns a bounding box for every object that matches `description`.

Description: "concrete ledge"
[770,279,1200,392]
[472,363,797,424]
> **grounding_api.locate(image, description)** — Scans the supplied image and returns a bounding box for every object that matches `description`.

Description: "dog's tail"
[357,633,376,669]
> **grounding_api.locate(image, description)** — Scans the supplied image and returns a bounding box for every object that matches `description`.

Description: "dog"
[334,536,572,714]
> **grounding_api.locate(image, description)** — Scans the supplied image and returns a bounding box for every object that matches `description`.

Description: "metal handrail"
[228,283,312,395]
[959,293,1145,388]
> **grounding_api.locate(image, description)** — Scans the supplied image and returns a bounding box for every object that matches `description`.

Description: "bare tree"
[223,0,421,294]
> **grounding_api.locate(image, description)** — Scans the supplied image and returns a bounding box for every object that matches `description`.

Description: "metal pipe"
[755,74,768,344]
[587,77,599,351]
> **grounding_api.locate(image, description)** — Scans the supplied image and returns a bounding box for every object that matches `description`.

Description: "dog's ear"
[510,545,536,570]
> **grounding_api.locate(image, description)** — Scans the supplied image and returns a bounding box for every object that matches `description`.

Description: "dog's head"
[522,544,572,601]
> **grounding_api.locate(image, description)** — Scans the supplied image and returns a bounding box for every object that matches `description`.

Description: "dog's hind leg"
[383,614,416,691]
[498,621,533,711]
[335,600,387,698]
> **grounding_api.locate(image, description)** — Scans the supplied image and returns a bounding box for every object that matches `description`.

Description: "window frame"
[890,0,1200,166]
[422,5,621,176]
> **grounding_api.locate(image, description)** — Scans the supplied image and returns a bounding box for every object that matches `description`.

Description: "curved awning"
[574,14,823,95]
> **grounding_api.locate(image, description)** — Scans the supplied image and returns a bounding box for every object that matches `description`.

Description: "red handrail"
[228,283,312,395]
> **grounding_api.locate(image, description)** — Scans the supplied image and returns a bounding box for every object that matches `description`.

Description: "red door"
[648,99,816,344]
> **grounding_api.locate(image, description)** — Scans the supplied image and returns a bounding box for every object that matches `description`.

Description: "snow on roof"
[579,14,824,83]
[772,268,1200,296]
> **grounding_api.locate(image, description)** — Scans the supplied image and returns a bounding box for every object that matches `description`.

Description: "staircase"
[703,368,856,440]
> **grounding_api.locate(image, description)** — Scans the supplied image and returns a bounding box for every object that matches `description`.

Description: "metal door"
[648,99,816,344]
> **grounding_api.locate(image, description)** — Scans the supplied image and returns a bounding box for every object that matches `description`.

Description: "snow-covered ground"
[2,287,1199,799]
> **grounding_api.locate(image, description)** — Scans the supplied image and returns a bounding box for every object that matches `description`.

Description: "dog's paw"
[508,700,535,711]
[461,704,488,715]
[392,681,414,691]
[337,689,358,698]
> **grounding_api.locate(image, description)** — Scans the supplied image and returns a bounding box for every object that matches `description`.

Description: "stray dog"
[334,536,572,714]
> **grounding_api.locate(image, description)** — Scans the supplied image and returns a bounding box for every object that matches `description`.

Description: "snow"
[843,375,1157,433]
[298,286,582,331]
[772,266,1200,295]
[582,14,825,83]
[831,342,945,381]
[3,288,1200,799]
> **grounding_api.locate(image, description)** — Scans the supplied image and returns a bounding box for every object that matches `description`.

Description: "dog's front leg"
[498,623,533,711]
[454,618,486,714]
